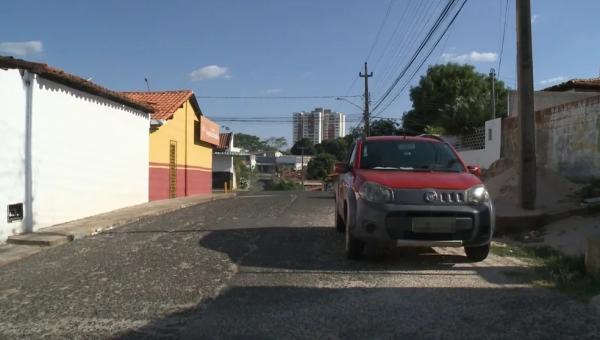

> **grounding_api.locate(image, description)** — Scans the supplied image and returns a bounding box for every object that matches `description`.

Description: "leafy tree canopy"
[307,153,336,180]
[348,118,406,137]
[234,133,287,152]
[403,63,508,135]
[315,138,348,161]
[290,138,316,156]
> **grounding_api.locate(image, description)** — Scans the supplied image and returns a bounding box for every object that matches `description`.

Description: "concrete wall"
[0,69,150,242]
[502,95,600,181]
[455,118,502,169]
[508,90,598,117]
[212,155,236,189]
[213,155,233,173]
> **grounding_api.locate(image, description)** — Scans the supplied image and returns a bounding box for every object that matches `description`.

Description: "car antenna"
[403,128,406,140]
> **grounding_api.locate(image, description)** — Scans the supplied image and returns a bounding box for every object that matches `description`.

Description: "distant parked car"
[334,135,494,262]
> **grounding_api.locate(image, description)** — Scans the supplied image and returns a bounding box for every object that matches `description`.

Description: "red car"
[334,135,494,261]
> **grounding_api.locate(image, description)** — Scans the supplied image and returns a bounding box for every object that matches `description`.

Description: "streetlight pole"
[336,97,363,111]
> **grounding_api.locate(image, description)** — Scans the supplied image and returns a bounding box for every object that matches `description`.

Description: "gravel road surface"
[0,191,598,339]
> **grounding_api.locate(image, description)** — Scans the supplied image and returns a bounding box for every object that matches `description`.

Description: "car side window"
[348,143,357,169]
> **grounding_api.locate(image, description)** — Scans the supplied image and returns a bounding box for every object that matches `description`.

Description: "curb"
[64,193,237,240]
[496,203,600,234]
[0,193,236,267]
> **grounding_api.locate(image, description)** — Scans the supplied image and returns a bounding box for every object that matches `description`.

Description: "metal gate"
[169,140,177,198]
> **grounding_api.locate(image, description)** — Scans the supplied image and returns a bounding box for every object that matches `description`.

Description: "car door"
[338,142,358,220]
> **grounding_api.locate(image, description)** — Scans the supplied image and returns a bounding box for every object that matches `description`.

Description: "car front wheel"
[345,207,364,259]
[335,212,345,233]
[464,244,490,262]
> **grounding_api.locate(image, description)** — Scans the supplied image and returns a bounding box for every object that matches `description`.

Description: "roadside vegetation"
[268,179,302,191]
[492,243,600,299]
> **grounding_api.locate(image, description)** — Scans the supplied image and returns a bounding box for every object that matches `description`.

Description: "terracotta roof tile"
[217,132,232,150]
[121,91,196,120]
[0,55,153,112]
[544,77,600,91]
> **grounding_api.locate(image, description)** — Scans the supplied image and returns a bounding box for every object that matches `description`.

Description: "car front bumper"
[352,199,495,247]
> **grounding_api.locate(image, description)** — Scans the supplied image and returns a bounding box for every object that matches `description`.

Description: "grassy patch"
[492,243,600,299]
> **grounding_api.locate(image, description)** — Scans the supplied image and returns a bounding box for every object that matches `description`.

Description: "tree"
[307,153,336,180]
[234,133,265,152]
[264,136,287,150]
[290,138,316,155]
[315,138,348,161]
[403,63,508,135]
[234,133,286,152]
[348,118,404,137]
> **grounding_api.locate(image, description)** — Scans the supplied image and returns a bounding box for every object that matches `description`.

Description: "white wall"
[213,155,233,172]
[0,70,150,242]
[29,77,149,230]
[458,118,502,169]
[0,69,27,241]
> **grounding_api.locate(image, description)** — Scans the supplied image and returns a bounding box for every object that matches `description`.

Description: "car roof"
[362,135,444,143]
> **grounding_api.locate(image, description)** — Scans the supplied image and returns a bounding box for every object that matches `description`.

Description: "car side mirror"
[334,162,350,174]
[467,165,481,177]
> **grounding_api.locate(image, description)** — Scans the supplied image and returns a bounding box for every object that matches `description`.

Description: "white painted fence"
[448,118,502,169]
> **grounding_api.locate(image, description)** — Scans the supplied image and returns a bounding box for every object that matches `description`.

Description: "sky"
[2,0,600,146]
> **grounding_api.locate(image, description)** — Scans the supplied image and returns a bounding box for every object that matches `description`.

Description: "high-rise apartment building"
[292,108,346,144]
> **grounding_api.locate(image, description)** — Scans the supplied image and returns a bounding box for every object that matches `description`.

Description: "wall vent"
[7,203,23,222]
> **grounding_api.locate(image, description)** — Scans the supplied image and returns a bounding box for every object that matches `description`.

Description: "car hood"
[356,169,482,190]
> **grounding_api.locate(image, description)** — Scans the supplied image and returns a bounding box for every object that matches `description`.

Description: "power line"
[497,0,510,79]
[372,0,468,114]
[365,0,395,62]
[373,0,442,96]
[196,95,361,99]
[372,0,461,113]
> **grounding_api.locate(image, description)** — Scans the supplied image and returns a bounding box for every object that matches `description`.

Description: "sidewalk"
[0,192,236,267]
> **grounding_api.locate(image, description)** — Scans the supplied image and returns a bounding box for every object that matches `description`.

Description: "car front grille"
[393,189,467,205]
[385,211,475,241]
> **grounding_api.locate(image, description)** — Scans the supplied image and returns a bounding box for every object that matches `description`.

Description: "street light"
[336,97,363,111]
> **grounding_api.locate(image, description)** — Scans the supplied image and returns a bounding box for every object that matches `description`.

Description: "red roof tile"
[122,91,198,120]
[217,132,232,150]
[544,77,600,91]
[0,55,153,112]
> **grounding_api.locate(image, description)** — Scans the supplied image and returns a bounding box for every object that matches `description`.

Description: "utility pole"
[489,68,496,119]
[516,0,536,210]
[359,62,373,136]
[299,146,306,191]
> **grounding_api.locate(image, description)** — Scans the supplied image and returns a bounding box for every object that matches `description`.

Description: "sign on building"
[199,116,220,145]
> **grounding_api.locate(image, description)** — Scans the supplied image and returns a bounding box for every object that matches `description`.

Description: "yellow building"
[123,91,219,200]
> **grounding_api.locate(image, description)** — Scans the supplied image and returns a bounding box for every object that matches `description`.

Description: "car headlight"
[466,185,490,205]
[359,182,394,203]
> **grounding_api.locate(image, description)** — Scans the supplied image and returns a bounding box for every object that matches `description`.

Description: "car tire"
[345,207,364,259]
[464,244,490,262]
[335,211,345,233]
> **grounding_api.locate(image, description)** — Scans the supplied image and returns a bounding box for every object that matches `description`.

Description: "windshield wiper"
[371,166,400,170]
[418,165,461,173]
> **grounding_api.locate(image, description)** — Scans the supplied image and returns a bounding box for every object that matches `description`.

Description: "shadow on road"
[113,226,576,339]
[197,226,525,281]
[115,286,578,339]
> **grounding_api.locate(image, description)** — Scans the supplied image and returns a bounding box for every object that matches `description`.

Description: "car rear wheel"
[464,244,490,262]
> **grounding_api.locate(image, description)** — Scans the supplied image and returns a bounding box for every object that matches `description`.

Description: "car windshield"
[360,140,464,172]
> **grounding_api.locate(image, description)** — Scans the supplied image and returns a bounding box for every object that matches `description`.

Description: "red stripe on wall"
[149,167,212,201]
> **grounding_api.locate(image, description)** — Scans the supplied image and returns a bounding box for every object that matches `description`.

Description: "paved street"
[0,191,599,339]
